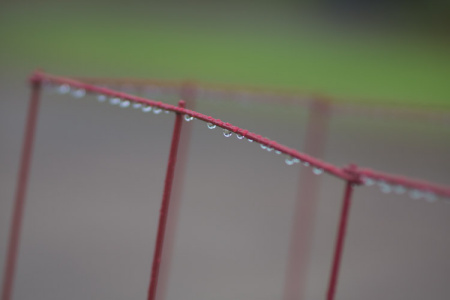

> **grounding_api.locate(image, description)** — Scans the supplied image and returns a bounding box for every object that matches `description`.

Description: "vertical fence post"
[2,75,42,300]
[326,165,358,300]
[283,97,331,300]
[156,82,197,300]
[148,100,186,300]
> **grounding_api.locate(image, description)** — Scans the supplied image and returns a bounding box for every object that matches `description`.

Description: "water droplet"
[312,167,323,175]
[409,189,423,200]
[164,110,170,114]
[58,84,70,94]
[285,157,295,165]
[110,97,121,105]
[184,115,194,121]
[393,185,406,194]
[132,102,142,109]
[292,158,300,164]
[72,88,86,98]
[142,105,152,112]
[207,123,216,129]
[363,177,375,186]
[97,94,106,102]
[303,161,310,167]
[120,100,130,108]
[223,129,232,137]
[423,192,437,203]
[275,150,282,155]
[247,138,253,142]
[236,134,244,139]
[378,182,392,193]
[153,107,162,114]
[266,147,273,152]
[260,144,267,150]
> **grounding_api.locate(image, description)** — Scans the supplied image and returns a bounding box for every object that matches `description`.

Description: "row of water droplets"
[50,82,448,202]
[186,111,447,201]
[183,113,324,175]
[361,176,447,203]
[52,83,171,115]
[53,81,318,173]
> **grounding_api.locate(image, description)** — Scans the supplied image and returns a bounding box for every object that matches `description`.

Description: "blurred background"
[1,0,449,299]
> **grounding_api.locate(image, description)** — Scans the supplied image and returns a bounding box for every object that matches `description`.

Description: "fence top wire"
[32,71,450,201]
[77,76,450,124]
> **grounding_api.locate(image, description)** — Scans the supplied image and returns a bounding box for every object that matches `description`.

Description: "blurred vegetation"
[0,0,449,108]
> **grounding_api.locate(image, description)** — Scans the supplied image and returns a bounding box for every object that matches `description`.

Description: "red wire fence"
[2,70,450,300]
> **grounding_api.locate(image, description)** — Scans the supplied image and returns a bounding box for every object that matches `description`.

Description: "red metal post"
[282,97,331,300]
[326,180,355,300]
[148,100,186,300]
[2,77,42,300]
[156,83,197,300]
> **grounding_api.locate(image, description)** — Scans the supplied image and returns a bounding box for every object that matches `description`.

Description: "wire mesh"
[2,70,450,300]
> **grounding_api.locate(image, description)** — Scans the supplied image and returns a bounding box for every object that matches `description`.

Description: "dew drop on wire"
[120,100,130,108]
[247,138,253,142]
[423,192,437,203]
[285,157,295,166]
[110,97,121,105]
[132,102,142,109]
[409,189,423,200]
[260,144,267,150]
[275,150,282,155]
[312,167,323,175]
[72,88,86,98]
[58,84,70,94]
[378,182,392,194]
[223,129,232,137]
[266,147,273,152]
[303,161,310,167]
[185,115,194,121]
[164,110,170,114]
[236,134,244,139]
[292,158,300,164]
[153,107,162,114]
[363,177,375,186]
[207,123,216,129]
[97,94,106,102]
[393,185,406,194]
[142,105,152,112]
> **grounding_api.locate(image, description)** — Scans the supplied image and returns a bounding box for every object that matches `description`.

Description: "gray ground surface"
[1,72,450,299]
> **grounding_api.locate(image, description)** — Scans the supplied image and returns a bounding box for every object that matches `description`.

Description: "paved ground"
[1,72,450,300]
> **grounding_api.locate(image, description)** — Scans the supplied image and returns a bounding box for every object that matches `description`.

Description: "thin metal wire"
[327,177,355,300]
[282,98,331,300]
[147,100,186,300]
[1,76,42,300]
[3,70,450,300]
[36,71,450,198]
[358,168,450,199]
[156,83,197,300]
[77,76,450,124]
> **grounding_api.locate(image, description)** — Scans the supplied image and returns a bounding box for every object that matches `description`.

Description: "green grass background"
[1,2,449,109]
